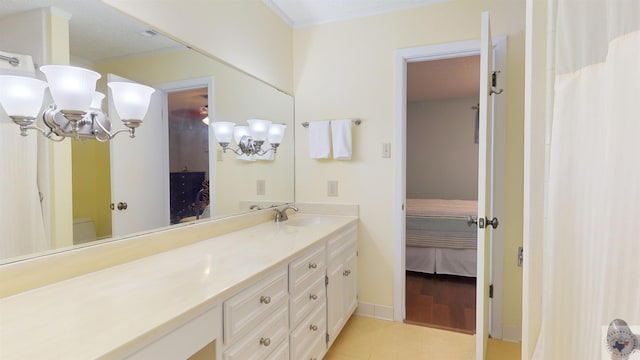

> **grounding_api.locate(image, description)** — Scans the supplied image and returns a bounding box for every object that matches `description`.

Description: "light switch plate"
[327,180,338,197]
[256,180,266,195]
[382,143,391,158]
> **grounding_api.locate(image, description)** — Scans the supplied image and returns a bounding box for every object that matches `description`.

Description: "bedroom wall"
[406,97,479,200]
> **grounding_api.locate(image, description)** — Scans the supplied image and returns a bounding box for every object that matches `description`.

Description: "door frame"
[392,36,507,337]
[156,77,215,220]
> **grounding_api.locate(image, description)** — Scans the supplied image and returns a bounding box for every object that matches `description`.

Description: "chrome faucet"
[274,205,299,223]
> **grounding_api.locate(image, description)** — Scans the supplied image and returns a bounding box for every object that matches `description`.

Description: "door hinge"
[325,275,329,286]
[326,333,330,344]
[517,246,524,267]
[489,284,494,298]
[490,70,504,95]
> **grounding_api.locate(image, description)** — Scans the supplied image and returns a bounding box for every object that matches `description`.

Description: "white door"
[476,11,495,360]
[108,74,168,237]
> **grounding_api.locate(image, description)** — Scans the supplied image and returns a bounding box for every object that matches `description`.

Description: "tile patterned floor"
[324,315,521,360]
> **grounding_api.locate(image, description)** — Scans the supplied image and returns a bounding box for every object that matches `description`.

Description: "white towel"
[0,51,36,76]
[308,120,331,159]
[331,119,353,160]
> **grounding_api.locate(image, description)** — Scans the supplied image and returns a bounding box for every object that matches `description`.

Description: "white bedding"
[405,199,478,277]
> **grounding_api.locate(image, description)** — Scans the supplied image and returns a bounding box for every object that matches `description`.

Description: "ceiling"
[264,0,448,28]
[0,0,181,64]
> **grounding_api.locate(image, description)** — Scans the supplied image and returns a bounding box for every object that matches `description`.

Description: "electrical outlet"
[256,179,265,196]
[327,180,338,197]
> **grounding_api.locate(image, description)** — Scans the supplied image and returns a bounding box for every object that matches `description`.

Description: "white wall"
[406,97,479,200]
[101,0,293,94]
[293,0,526,337]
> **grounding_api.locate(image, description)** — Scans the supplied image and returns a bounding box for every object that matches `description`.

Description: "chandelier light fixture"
[0,65,155,142]
[211,119,286,156]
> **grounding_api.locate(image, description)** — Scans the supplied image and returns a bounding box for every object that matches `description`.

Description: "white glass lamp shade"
[233,125,251,144]
[212,121,236,144]
[247,119,272,142]
[0,75,48,118]
[108,82,155,121]
[267,124,286,145]
[90,92,105,110]
[39,65,101,112]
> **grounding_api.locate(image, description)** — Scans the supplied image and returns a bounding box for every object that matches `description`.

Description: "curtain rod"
[0,54,19,67]
[301,119,361,128]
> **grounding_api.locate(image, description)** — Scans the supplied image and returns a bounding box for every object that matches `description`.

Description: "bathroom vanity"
[0,211,358,359]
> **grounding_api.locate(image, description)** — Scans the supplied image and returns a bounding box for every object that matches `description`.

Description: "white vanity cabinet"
[326,223,358,348]
[288,243,327,360]
[222,267,289,360]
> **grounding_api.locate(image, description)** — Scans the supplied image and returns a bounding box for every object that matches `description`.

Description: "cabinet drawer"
[224,267,288,344]
[265,339,289,360]
[290,301,327,360]
[289,244,325,293]
[223,306,289,360]
[290,276,326,328]
[327,224,357,262]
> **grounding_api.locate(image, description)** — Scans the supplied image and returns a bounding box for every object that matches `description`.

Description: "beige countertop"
[0,213,357,359]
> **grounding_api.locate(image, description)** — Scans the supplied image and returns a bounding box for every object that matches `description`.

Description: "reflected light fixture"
[0,65,155,142]
[211,119,285,156]
[200,105,209,125]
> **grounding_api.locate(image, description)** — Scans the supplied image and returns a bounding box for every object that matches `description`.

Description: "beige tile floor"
[324,315,521,360]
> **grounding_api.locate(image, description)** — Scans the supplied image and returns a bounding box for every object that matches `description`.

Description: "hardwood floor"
[405,271,476,334]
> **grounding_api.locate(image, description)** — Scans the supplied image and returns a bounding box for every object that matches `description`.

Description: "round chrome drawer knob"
[309,324,318,331]
[309,294,318,300]
[260,295,272,304]
[260,337,271,347]
[308,262,317,269]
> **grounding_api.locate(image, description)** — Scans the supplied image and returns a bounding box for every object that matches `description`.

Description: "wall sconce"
[0,65,155,142]
[211,119,285,156]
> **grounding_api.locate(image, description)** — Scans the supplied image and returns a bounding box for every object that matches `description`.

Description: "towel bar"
[301,119,361,128]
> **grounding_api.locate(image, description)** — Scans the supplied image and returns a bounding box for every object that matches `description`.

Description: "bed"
[405,199,478,277]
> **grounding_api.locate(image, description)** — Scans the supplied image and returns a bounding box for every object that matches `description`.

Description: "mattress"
[405,199,478,277]
[406,199,477,250]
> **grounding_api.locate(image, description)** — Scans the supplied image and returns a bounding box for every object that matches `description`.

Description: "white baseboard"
[501,324,522,342]
[355,302,394,321]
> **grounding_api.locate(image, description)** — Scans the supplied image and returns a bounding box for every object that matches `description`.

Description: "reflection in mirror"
[0,0,294,263]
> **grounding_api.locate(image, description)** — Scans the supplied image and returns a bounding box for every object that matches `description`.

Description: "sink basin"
[283,217,332,227]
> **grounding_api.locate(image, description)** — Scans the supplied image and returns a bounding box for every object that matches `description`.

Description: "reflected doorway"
[167,87,210,224]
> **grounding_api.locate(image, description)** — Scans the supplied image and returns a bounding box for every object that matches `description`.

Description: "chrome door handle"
[467,216,498,229]
[467,216,477,227]
[486,217,499,229]
[117,202,128,210]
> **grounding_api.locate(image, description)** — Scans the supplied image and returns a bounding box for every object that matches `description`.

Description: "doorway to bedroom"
[403,55,480,334]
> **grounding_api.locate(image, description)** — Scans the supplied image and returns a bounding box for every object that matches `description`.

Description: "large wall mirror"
[0,0,294,263]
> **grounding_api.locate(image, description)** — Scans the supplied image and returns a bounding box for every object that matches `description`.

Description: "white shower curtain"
[0,52,49,260]
[535,0,640,358]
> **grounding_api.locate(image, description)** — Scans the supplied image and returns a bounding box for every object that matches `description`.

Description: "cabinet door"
[343,250,358,316]
[326,259,345,346]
